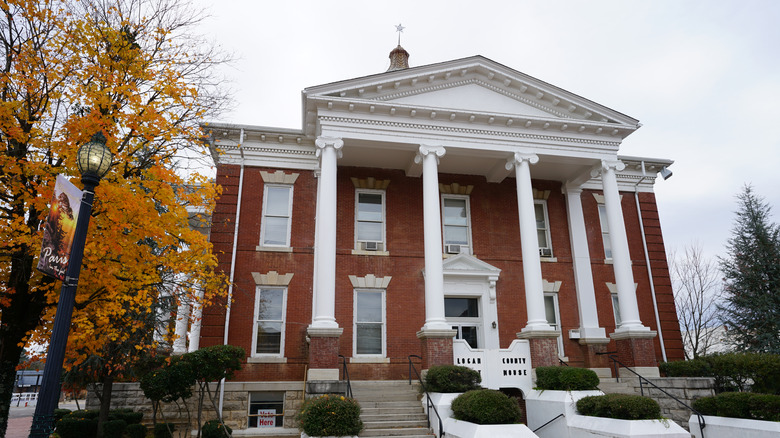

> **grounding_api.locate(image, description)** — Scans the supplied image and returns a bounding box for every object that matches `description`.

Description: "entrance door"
[445,297,481,349]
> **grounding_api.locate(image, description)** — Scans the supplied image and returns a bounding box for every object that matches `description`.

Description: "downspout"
[635,161,667,362]
[219,128,245,417]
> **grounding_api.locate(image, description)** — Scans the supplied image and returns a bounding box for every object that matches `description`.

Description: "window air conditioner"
[362,241,381,251]
[445,244,462,254]
[539,247,553,257]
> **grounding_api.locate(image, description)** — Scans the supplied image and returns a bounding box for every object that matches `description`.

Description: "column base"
[417,328,457,370]
[517,330,560,368]
[307,326,343,380]
[610,330,658,368]
[578,338,612,370]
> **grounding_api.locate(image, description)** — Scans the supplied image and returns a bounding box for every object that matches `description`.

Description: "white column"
[598,160,648,332]
[172,299,190,354]
[563,184,607,340]
[416,145,450,331]
[188,287,204,352]
[507,152,554,333]
[310,137,343,329]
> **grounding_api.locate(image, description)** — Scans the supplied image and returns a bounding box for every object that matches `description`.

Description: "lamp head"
[659,166,673,180]
[77,131,112,180]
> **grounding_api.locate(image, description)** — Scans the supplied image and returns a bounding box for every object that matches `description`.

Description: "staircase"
[351,380,435,438]
[597,378,640,395]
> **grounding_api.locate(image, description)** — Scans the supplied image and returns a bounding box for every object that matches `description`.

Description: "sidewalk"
[7,401,81,438]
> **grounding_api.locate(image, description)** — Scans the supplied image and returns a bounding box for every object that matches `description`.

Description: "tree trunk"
[96,374,114,438]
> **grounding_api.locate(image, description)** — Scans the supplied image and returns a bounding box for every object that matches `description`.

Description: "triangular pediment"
[442,253,501,278]
[304,55,638,128]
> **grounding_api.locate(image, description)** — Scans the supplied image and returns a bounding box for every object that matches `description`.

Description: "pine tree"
[718,185,780,353]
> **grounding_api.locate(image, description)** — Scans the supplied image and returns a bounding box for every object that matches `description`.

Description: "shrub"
[55,417,98,438]
[576,394,661,420]
[423,365,481,393]
[661,353,780,394]
[202,419,233,438]
[64,409,100,420]
[693,392,780,421]
[296,394,363,437]
[108,408,143,425]
[126,423,148,438]
[451,389,522,425]
[535,366,599,391]
[53,408,72,423]
[660,358,710,377]
[154,422,177,438]
[101,419,127,438]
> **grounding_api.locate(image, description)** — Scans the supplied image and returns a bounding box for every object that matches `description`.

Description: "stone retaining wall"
[625,377,715,429]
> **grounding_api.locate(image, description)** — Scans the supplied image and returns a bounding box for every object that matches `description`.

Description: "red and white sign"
[256,409,276,427]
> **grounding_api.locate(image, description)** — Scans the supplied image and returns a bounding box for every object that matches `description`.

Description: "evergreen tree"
[718,185,780,353]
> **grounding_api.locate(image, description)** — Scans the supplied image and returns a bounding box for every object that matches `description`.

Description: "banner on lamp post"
[37,175,82,280]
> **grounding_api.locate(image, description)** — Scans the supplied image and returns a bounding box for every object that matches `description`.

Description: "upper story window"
[260,185,293,247]
[597,203,612,260]
[442,195,472,254]
[253,287,286,356]
[355,190,385,252]
[535,200,553,257]
[354,289,385,356]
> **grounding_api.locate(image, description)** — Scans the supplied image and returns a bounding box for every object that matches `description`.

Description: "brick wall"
[200,163,680,380]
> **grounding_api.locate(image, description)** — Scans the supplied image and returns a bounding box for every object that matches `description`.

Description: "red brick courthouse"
[198,50,683,430]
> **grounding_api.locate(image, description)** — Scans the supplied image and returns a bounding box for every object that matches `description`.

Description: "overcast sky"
[195,0,780,262]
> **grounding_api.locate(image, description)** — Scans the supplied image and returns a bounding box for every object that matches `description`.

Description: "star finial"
[395,23,405,45]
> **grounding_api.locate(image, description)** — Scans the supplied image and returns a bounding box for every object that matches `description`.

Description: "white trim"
[252,287,287,358]
[259,184,293,248]
[353,289,386,358]
[441,194,473,254]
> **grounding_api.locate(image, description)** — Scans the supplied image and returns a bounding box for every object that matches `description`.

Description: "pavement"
[7,400,81,438]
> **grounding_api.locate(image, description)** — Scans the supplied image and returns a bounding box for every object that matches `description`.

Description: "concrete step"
[360,435,433,438]
[361,406,425,416]
[363,420,430,429]
[598,381,638,395]
[360,427,434,437]
[359,400,421,409]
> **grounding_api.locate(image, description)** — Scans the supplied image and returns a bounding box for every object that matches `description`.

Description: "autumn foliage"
[0,0,230,433]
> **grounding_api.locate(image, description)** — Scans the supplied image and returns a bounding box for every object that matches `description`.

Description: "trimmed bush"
[126,423,148,438]
[451,389,522,425]
[660,353,780,394]
[660,358,710,377]
[108,407,143,425]
[423,365,481,393]
[53,408,72,423]
[101,419,127,438]
[202,419,233,438]
[154,422,176,438]
[55,417,98,438]
[535,366,599,391]
[64,409,100,420]
[576,394,661,420]
[296,394,363,437]
[693,392,780,421]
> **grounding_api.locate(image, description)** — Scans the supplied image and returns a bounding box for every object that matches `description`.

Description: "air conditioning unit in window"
[445,244,462,254]
[539,247,553,257]
[361,241,382,251]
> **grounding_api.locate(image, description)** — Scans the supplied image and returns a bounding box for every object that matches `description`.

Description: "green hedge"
[423,365,482,393]
[451,389,522,424]
[126,423,148,438]
[55,408,144,438]
[101,419,127,437]
[202,419,233,438]
[153,422,176,438]
[296,394,363,437]
[660,353,780,394]
[576,394,662,420]
[692,392,780,421]
[535,366,600,391]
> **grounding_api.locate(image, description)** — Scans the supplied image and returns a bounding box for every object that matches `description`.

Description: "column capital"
[315,137,344,158]
[505,151,539,170]
[562,182,583,196]
[591,159,625,177]
[415,145,446,164]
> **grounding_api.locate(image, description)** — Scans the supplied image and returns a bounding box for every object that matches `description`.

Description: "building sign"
[255,409,277,427]
[37,175,82,280]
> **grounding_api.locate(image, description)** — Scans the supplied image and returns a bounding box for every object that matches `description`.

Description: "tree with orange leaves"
[0,0,230,434]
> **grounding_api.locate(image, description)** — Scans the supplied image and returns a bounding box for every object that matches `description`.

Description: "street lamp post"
[29,132,112,438]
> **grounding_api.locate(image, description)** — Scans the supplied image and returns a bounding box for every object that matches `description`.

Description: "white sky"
[196,0,780,262]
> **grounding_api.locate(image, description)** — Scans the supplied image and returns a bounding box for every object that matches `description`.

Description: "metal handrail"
[533,413,564,433]
[605,354,706,438]
[338,355,353,398]
[408,355,445,438]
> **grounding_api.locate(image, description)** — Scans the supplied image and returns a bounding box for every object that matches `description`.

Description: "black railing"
[605,354,706,438]
[338,355,353,398]
[532,413,565,433]
[408,355,445,438]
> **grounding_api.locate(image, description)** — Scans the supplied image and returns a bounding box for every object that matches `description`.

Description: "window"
[355,190,385,251]
[544,294,565,357]
[248,392,284,428]
[354,290,385,356]
[535,201,553,257]
[597,204,612,259]
[445,297,480,348]
[611,293,622,327]
[260,185,292,247]
[442,196,471,254]
[253,288,286,355]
